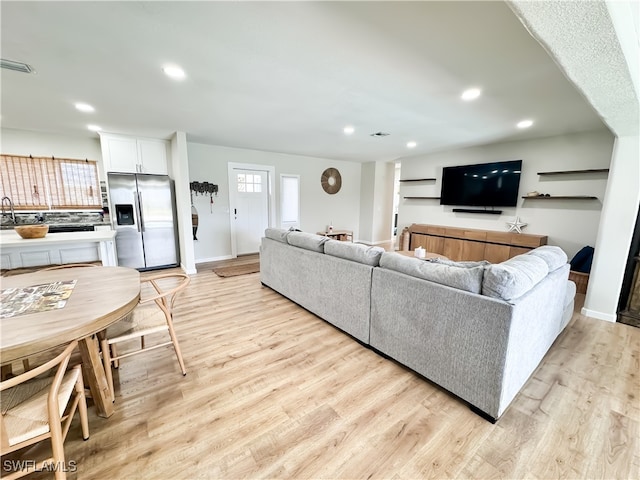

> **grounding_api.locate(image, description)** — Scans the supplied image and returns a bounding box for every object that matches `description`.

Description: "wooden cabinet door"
[410,234,428,251]
[102,135,138,173]
[426,235,445,255]
[461,240,486,261]
[509,246,531,258]
[101,135,168,174]
[443,238,465,261]
[485,244,511,263]
[137,139,168,174]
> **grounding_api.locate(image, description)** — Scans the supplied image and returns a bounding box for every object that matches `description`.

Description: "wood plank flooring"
[3,265,639,479]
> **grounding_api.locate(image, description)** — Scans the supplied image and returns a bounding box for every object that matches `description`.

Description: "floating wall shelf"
[452,208,502,215]
[403,196,441,200]
[521,195,598,200]
[399,178,437,182]
[537,169,609,176]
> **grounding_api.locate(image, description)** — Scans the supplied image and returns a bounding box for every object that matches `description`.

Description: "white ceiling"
[0,1,613,163]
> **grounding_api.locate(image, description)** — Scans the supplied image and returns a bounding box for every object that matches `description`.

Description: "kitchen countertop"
[0,229,116,246]
[0,222,112,230]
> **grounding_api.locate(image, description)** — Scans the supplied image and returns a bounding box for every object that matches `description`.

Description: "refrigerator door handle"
[137,192,146,233]
[132,193,141,233]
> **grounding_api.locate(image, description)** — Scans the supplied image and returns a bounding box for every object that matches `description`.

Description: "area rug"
[212,261,260,277]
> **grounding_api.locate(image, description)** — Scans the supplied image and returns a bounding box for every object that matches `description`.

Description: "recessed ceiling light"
[163,64,186,80]
[407,141,417,148]
[343,125,355,135]
[461,88,481,101]
[75,102,94,113]
[87,124,102,132]
[517,119,534,129]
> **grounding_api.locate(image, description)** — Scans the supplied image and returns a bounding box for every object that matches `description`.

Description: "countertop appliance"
[108,173,179,270]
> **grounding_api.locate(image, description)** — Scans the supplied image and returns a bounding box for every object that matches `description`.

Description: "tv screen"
[440,160,522,207]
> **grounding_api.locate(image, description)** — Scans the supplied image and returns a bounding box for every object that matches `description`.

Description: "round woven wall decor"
[321,167,342,194]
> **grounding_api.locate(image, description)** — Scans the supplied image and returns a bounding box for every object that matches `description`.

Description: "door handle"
[134,193,141,233]
[137,192,145,233]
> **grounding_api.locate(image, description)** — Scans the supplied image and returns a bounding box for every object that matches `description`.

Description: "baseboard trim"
[580,307,616,322]
[195,254,235,264]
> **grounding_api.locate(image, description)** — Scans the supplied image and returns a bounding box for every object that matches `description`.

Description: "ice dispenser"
[115,204,135,226]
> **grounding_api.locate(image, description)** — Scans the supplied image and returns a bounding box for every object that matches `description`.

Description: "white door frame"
[227,162,276,258]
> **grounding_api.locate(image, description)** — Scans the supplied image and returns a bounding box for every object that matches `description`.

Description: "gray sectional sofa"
[260,228,576,421]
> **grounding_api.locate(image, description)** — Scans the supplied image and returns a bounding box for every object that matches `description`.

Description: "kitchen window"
[0,154,102,210]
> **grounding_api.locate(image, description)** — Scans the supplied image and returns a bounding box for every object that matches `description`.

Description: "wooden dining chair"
[100,273,190,401]
[40,263,99,270]
[0,341,89,480]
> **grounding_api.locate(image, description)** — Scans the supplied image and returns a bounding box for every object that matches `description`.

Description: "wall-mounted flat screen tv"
[440,160,522,207]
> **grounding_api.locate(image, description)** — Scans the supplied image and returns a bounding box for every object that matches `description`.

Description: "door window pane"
[281,174,300,228]
[237,171,263,194]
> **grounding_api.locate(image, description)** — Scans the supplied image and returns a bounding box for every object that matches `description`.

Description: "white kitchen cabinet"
[0,230,118,269]
[100,133,169,174]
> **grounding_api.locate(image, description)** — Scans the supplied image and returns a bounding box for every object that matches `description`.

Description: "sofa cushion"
[482,254,549,301]
[286,231,329,253]
[528,245,568,271]
[379,252,485,293]
[565,280,577,309]
[324,240,385,266]
[264,228,290,243]
[428,258,490,268]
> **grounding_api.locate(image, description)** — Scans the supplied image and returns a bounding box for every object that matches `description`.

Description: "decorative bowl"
[14,224,49,239]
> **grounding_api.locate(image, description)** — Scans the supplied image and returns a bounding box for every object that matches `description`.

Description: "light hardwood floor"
[4,265,639,479]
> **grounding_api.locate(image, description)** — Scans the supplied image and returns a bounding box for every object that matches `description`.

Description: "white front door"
[231,168,269,255]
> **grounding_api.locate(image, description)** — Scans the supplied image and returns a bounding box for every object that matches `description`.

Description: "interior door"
[232,169,269,255]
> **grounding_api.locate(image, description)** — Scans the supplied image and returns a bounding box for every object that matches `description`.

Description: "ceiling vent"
[1,58,33,74]
[369,131,390,137]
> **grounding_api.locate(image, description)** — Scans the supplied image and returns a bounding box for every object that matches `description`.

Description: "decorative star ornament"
[506,216,528,234]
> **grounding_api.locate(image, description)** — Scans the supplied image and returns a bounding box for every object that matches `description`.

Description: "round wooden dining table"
[0,266,140,418]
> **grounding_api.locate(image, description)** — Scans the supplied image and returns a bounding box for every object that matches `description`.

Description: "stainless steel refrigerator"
[108,173,179,270]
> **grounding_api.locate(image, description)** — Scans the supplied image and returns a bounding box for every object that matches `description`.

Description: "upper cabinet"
[100,133,169,175]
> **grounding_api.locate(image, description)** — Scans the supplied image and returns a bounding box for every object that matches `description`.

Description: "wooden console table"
[317,230,353,242]
[396,251,448,260]
[408,224,547,263]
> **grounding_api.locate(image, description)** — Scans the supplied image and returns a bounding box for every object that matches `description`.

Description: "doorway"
[228,163,275,256]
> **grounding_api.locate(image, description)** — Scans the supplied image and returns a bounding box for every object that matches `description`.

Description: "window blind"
[0,154,101,210]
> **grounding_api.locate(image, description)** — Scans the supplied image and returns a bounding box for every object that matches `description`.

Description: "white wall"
[170,132,196,274]
[358,163,375,242]
[1,128,105,180]
[359,161,396,245]
[187,142,362,262]
[397,130,615,258]
[372,161,396,244]
[583,134,640,321]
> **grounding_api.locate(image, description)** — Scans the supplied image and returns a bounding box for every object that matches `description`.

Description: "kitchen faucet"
[1,196,16,224]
